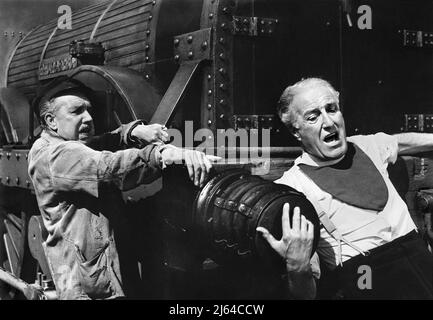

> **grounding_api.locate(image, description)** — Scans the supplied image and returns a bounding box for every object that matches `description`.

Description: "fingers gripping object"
[192,169,320,272]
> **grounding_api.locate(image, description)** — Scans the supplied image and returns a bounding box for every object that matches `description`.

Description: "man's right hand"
[159,145,221,187]
[256,203,314,273]
[257,203,317,299]
[132,123,170,144]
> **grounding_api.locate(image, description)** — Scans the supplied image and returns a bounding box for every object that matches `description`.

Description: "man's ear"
[291,127,301,142]
[44,113,57,131]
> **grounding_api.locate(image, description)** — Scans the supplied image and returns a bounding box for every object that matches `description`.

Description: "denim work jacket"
[28,122,161,299]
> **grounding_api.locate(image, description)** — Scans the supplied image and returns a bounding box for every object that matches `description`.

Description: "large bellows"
[192,169,320,270]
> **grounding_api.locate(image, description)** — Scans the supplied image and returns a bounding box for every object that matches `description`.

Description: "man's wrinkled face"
[291,85,347,161]
[50,95,95,141]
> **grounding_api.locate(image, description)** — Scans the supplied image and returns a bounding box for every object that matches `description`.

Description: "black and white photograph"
[0,0,432,307]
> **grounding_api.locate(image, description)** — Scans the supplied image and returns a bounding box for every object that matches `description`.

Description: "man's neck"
[300,151,345,167]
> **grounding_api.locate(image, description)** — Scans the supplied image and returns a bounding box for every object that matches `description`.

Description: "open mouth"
[323,132,339,143]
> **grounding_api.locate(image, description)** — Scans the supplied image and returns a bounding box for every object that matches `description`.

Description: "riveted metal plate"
[399,29,433,48]
[232,16,278,37]
[0,149,33,190]
[233,114,277,130]
[403,114,433,132]
[173,28,212,63]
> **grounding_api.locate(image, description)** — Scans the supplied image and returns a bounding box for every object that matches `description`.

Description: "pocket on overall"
[75,242,112,299]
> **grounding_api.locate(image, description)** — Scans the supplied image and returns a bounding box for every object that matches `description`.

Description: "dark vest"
[298,142,388,211]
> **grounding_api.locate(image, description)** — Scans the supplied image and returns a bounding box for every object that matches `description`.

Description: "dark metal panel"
[341,0,433,135]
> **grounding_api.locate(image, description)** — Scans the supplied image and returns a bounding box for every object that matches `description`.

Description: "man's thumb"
[256,227,277,248]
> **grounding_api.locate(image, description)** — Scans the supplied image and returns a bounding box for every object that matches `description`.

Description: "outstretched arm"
[256,203,317,300]
[85,121,169,151]
[394,132,433,155]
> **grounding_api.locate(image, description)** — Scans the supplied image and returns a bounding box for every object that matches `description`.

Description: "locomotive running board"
[149,61,200,125]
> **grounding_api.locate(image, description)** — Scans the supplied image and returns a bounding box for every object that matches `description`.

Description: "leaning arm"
[49,141,162,197]
[394,132,433,155]
[85,120,144,152]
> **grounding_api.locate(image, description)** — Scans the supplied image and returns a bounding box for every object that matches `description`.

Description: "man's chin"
[327,144,347,160]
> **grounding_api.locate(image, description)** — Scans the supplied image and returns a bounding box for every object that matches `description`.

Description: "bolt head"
[174,54,180,61]
[187,35,193,43]
[188,51,194,59]
[201,41,208,50]
[174,38,180,46]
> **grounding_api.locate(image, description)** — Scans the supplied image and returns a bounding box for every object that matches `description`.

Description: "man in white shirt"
[258,78,433,299]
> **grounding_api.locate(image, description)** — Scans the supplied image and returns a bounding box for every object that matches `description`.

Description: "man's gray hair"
[39,98,60,128]
[277,77,339,131]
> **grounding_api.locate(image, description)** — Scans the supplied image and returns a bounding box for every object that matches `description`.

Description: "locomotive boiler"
[0,0,432,299]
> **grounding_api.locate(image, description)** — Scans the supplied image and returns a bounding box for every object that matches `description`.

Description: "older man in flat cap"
[28,78,219,299]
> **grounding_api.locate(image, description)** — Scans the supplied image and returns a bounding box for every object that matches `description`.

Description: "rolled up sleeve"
[85,120,145,152]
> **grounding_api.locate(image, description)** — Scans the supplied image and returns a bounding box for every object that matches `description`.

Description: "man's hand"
[131,123,169,144]
[159,145,221,187]
[256,203,314,273]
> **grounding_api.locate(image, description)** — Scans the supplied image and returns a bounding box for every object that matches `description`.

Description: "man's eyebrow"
[302,106,320,114]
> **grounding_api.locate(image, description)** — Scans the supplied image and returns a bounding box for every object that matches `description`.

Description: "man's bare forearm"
[395,132,433,155]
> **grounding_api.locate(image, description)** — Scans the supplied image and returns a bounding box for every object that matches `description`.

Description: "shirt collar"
[295,150,345,167]
[40,130,69,143]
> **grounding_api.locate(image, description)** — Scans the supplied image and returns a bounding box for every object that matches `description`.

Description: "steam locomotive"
[0,0,432,299]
